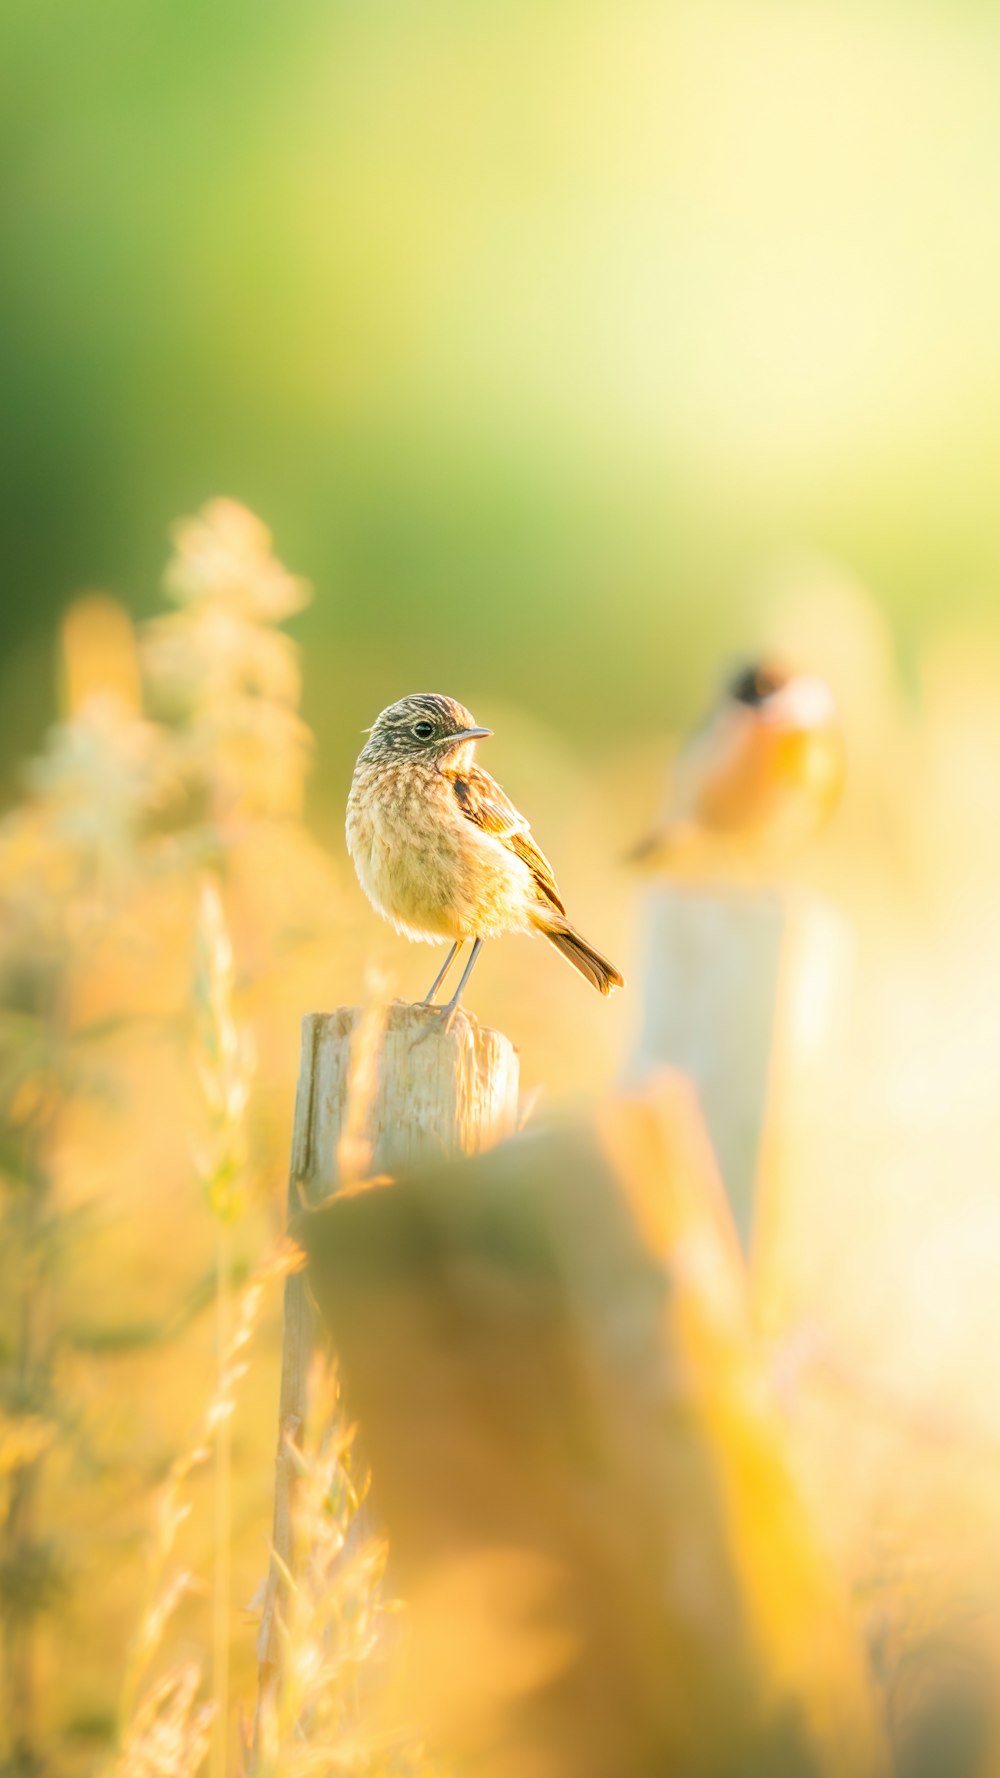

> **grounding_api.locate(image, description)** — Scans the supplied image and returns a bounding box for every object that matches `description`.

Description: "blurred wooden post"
[253,1002,519,1749]
[628,885,852,1254]
[300,1081,885,1778]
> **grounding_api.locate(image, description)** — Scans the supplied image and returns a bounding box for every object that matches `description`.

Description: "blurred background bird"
[627,659,845,875]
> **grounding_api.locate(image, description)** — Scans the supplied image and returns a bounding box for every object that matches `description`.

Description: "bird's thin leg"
[443,937,483,1011]
[422,941,461,1005]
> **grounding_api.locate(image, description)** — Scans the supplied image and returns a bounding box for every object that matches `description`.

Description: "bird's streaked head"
[360,693,492,765]
[727,659,837,731]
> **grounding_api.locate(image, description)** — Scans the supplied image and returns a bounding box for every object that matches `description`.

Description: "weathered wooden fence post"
[300,1078,886,1778]
[628,884,852,1256]
[253,1001,519,1741]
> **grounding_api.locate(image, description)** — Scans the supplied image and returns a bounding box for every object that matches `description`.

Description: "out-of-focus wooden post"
[300,1080,886,1778]
[628,885,852,1255]
[253,1002,519,1751]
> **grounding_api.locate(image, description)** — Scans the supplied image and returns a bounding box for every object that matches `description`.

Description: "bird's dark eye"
[413,720,435,739]
[730,662,784,707]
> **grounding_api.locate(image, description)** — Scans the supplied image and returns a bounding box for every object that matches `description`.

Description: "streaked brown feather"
[450,765,623,993]
[450,766,566,916]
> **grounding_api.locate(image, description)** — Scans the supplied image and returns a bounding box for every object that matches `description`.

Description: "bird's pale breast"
[346,760,534,942]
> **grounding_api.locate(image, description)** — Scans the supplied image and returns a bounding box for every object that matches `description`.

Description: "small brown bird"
[347,693,624,1008]
[628,659,844,870]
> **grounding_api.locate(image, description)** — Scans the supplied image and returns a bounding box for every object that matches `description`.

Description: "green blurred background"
[3,0,1000,796]
[7,11,1000,1768]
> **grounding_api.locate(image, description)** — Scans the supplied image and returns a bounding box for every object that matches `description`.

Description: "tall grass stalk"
[194,876,252,1778]
[212,1219,233,1778]
[253,1362,432,1778]
[115,1245,300,1778]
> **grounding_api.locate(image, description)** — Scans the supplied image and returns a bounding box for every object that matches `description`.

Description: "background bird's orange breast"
[772,724,846,816]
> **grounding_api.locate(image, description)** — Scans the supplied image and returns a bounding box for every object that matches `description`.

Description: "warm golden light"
[3,2,1000,1768]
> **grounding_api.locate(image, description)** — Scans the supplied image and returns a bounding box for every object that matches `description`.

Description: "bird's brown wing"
[450,765,566,916]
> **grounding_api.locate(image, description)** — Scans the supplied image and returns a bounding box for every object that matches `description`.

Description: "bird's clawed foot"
[412,938,484,1043]
[411,999,463,1047]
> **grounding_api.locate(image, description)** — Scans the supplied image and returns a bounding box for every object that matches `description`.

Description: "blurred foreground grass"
[2,502,1000,1775]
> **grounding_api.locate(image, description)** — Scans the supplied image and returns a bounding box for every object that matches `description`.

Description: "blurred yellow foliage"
[0,501,999,1778]
[145,499,313,825]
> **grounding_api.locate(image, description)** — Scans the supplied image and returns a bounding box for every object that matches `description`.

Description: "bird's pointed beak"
[761,675,836,731]
[455,726,492,741]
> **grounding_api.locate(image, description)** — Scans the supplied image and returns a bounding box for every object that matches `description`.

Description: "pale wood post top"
[293,1003,520,1203]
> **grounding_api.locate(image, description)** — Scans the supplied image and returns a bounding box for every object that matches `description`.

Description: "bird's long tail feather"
[533,914,624,995]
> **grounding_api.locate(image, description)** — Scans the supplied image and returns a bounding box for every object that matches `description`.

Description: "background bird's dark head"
[360,693,492,765]
[726,659,838,732]
[727,659,791,708]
